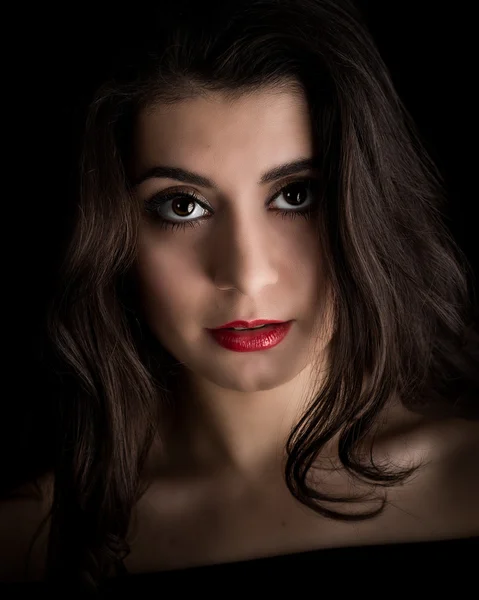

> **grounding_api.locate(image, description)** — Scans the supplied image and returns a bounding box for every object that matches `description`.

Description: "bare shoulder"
[372,406,479,537]
[402,416,479,534]
[0,472,53,582]
[436,417,479,503]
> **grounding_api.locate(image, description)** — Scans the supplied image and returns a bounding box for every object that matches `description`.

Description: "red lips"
[212,319,285,330]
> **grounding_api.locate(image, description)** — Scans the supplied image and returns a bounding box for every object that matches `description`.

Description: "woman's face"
[132,86,333,394]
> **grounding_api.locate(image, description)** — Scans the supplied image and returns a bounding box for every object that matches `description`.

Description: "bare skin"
[1,400,478,580]
[121,404,479,574]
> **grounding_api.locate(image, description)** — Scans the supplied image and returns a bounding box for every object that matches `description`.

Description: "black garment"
[99,536,478,594]
[4,537,477,597]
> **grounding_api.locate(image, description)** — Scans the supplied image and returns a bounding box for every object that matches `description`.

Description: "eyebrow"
[132,157,320,188]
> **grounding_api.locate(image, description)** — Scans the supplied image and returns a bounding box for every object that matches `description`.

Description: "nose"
[211,211,279,296]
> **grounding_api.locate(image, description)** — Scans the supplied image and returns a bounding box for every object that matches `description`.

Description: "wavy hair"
[17,0,479,591]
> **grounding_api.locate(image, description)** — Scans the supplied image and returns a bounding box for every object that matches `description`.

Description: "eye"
[268,179,318,212]
[143,177,320,232]
[144,190,212,230]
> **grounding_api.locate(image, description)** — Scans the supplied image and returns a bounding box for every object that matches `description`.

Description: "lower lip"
[208,322,293,352]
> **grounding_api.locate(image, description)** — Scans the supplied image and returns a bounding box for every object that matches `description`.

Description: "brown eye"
[144,190,211,226]
[143,177,320,232]
[171,198,197,217]
[269,179,318,211]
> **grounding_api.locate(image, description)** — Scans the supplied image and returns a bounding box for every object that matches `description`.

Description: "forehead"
[133,87,313,170]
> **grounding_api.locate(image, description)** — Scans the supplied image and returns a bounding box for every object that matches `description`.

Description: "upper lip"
[212,319,286,330]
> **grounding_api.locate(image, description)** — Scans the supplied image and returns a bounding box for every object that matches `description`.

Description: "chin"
[191,358,309,394]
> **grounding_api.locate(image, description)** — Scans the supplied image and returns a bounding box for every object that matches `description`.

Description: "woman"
[1,0,478,591]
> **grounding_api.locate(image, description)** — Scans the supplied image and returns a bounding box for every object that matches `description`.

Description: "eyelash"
[143,177,320,232]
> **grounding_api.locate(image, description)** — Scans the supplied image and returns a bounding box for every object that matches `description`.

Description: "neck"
[153,361,324,483]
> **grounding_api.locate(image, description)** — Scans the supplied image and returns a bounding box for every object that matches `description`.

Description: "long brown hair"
[18,0,479,591]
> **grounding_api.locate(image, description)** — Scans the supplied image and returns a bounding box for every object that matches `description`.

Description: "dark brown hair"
[17,0,479,591]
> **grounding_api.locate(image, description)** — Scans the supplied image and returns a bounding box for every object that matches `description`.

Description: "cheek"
[285,225,324,286]
[135,234,203,323]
